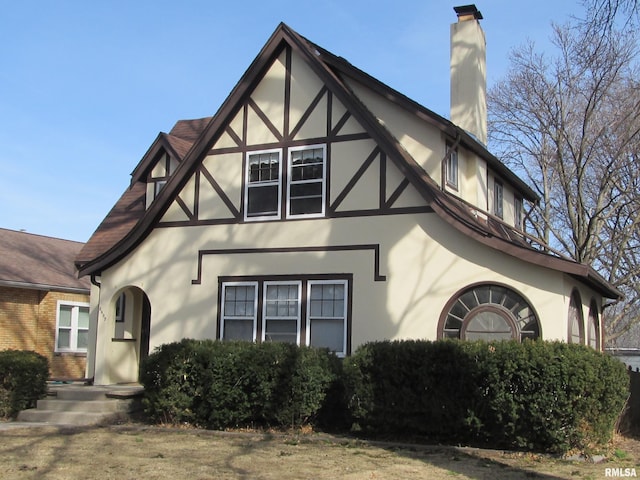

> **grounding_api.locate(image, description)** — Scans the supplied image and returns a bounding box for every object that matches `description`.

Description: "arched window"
[439,284,540,341]
[587,299,600,350]
[568,290,584,345]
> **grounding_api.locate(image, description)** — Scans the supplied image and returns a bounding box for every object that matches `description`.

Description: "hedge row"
[140,339,629,453]
[344,340,629,453]
[140,339,340,429]
[0,350,49,418]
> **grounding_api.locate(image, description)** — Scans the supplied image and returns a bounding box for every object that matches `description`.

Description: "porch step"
[15,384,144,427]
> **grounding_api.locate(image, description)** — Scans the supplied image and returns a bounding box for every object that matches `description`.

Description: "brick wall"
[0,285,89,379]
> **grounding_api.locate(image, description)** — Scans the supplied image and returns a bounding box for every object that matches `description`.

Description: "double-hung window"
[55,301,90,353]
[245,149,282,220]
[288,145,326,217]
[221,282,258,341]
[244,145,326,221]
[219,277,349,356]
[307,280,347,355]
[263,282,301,344]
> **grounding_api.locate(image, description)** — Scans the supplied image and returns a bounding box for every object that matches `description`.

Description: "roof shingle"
[0,228,90,292]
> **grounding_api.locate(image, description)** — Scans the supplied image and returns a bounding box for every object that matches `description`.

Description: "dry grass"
[1,424,638,479]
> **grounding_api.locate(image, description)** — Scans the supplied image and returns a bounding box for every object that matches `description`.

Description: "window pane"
[249,153,279,182]
[78,307,90,329]
[77,330,89,349]
[310,318,344,352]
[265,319,297,343]
[290,197,322,215]
[225,285,255,317]
[57,329,71,349]
[224,319,254,341]
[59,306,72,327]
[290,182,322,198]
[247,185,278,216]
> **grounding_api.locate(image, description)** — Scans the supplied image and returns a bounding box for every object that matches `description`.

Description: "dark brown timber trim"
[192,244,386,284]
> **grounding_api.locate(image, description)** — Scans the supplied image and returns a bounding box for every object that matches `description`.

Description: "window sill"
[54,351,87,357]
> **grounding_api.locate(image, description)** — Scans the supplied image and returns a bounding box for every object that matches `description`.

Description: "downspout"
[87,274,101,384]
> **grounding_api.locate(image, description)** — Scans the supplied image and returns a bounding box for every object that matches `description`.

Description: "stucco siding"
[91,212,585,383]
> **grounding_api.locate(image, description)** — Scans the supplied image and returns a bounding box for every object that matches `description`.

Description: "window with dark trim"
[514,196,523,229]
[444,144,459,190]
[219,276,349,356]
[494,180,504,218]
[439,283,540,342]
[568,290,584,344]
[587,300,600,350]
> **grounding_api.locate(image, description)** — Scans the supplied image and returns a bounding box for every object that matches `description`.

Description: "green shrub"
[140,339,339,429]
[0,350,49,418]
[344,340,629,453]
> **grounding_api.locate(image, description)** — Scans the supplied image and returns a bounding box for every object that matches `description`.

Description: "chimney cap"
[453,4,483,21]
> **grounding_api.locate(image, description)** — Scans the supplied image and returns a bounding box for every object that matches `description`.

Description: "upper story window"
[444,144,459,190]
[55,301,90,353]
[493,180,504,219]
[288,145,326,217]
[514,196,523,229]
[244,145,326,221]
[246,149,282,220]
[147,153,178,207]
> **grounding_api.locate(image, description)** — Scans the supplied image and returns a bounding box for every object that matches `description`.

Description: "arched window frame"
[437,282,541,342]
[587,299,600,351]
[568,289,585,345]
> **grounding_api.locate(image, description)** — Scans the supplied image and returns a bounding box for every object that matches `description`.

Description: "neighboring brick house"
[0,228,90,379]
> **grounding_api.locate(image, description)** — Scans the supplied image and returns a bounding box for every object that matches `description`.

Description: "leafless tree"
[488,20,640,344]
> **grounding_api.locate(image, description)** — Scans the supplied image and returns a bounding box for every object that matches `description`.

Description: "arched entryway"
[101,286,151,384]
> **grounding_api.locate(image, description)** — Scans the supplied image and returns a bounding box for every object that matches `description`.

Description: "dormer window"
[444,144,459,190]
[146,153,178,208]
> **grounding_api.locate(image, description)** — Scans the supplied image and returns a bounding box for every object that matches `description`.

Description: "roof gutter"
[0,279,90,295]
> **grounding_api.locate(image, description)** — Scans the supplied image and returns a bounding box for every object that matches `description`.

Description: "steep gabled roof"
[76,117,210,266]
[0,228,90,293]
[75,23,618,299]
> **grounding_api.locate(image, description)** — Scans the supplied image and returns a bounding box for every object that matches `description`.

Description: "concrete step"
[16,409,130,426]
[14,384,144,427]
[36,398,137,414]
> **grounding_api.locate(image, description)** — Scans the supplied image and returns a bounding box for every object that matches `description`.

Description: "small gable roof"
[75,23,618,299]
[0,228,90,293]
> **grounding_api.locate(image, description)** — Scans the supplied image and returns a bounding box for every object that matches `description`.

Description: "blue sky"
[0,0,579,242]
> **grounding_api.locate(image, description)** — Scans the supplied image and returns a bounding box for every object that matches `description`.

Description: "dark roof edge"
[311,42,538,203]
[429,196,620,299]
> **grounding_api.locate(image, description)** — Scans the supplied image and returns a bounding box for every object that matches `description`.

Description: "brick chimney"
[450,4,486,145]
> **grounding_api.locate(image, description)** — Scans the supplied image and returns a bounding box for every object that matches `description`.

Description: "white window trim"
[306,279,348,357]
[286,144,327,219]
[261,281,302,345]
[55,300,90,353]
[220,281,258,342]
[244,148,283,222]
